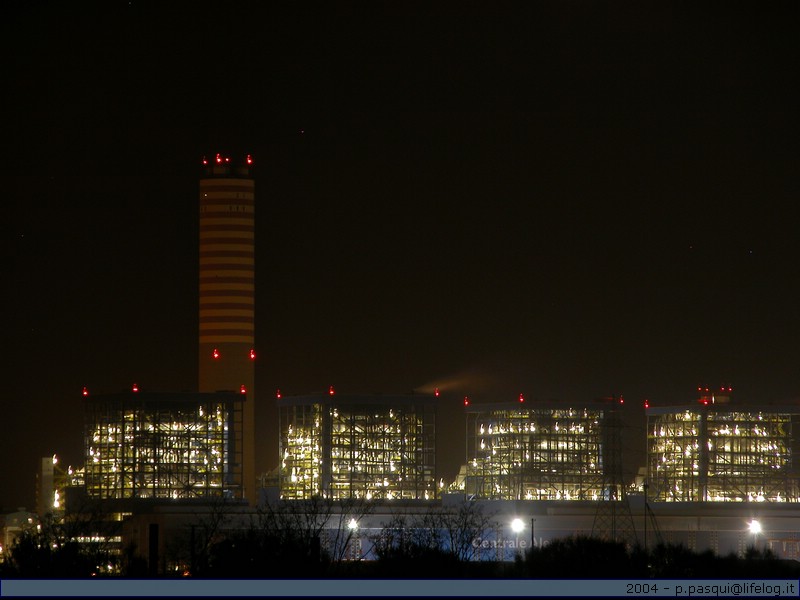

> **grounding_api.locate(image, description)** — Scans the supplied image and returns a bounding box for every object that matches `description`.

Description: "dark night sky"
[2,1,800,511]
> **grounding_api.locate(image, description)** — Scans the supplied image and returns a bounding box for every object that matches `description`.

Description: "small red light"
[276,388,282,399]
[249,348,256,360]
[519,393,524,403]
[728,387,732,392]
[644,399,650,409]
[132,383,139,393]
[202,157,208,165]
[240,385,247,394]
[434,387,440,397]
[216,153,222,164]
[82,386,89,397]
[212,348,220,359]
[246,154,253,165]
[329,385,335,396]
[464,396,469,406]
[697,386,702,392]
[225,157,230,163]
[619,396,624,404]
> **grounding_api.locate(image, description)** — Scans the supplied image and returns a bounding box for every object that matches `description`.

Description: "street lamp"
[749,519,762,549]
[511,518,525,534]
[511,518,525,556]
[531,518,536,548]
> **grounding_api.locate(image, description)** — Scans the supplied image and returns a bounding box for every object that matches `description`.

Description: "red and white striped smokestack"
[198,154,256,503]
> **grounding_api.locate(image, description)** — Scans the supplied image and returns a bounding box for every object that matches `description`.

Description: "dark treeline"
[2,500,799,578]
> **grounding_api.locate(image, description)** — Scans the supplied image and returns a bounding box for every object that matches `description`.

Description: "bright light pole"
[749,519,762,549]
[344,518,360,562]
[511,518,525,555]
[531,518,536,548]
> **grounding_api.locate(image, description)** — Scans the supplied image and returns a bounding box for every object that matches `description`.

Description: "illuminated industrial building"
[455,397,625,501]
[198,154,256,502]
[646,388,800,502]
[36,454,83,517]
[278,392,437,500]
[83,390,243,500]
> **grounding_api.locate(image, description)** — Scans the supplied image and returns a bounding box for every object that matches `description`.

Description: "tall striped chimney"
[198,153,255,503]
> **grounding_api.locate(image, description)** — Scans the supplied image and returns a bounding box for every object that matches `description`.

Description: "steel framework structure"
[84,391,243,500]
[591,397,637,546]
[461,401,615,500]
[278,394,436,500]
[647,404,800,502]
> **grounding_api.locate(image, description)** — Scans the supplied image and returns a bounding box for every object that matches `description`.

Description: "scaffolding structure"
[84,391,243,500]
[459,400,614,500]
[591,396,637,546]
[647,402,800,502]
[278,394,436,500]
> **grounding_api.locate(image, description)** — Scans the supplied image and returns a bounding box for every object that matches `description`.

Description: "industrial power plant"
[7,156,800,574]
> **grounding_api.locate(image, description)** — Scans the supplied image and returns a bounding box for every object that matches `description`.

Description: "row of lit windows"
[466,479,605,501]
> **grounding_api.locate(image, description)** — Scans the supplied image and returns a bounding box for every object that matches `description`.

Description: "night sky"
[3,1,800,512]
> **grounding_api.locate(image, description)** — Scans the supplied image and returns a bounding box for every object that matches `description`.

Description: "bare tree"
[370,502,498,563]
[242,495,374,573]
[323,497,374,564]
[185,496,236,576]
[432,501,499,562]
[368,511,415,561]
